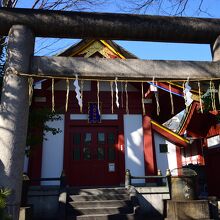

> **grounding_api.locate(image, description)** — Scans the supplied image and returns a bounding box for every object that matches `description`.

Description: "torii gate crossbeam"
[31,56,219,80]
[1,8,220,44]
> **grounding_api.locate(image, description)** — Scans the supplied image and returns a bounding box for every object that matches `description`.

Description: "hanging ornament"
[73,74,82,109]
[141,82,146,115]
[80,80,84,113]
[52,78,55,112]
[110,81,114,114]
[169,84,174,115]
[97,81,100,115]
[198,81,203,114]
[150,76,157,92]
[121,81,124,108]
[152,78,160,116]
[65,79,70,112]
[28,77,34,106]
[115,77,119,108]
[125,81,129,114]
[210,80,216,111]
[183,78,193,107]
[182,81,185,94]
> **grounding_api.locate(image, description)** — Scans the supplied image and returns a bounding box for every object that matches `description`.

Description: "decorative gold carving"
[78,41,116,58]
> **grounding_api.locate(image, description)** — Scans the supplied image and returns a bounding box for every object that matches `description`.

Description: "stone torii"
[0,8,220,219]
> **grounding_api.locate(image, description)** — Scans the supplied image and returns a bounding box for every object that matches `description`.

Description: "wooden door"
[69,126,120,186]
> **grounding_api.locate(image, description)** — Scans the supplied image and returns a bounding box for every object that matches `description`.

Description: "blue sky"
[16,0,220,61]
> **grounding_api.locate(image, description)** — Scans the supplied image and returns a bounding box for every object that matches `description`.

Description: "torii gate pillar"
[0,25,34,219]
[212,35,220,62]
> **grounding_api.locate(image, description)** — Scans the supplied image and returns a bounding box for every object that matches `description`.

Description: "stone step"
[69,194,130,202]
[68,187,128,196]
[66,187,136,220]
[68,213,137,220]
[68,206,134,215]
[69,199,133,208]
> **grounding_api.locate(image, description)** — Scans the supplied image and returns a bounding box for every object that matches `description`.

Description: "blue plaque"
[88,102,101,123]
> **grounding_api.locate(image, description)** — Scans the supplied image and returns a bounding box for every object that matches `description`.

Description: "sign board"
[108,163,115,172]
[88,102,101,124]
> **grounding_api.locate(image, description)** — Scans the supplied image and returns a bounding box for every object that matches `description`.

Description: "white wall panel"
[41,115,65,185]
[154,132,177,176]
[70,114,118,120]
[207,135,220,148]
[124,115,145,184]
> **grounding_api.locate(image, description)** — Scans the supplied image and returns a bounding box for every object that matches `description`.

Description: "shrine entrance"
[68,126,120,186]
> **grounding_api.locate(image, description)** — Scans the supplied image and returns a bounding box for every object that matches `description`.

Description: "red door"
[69,126,120,186]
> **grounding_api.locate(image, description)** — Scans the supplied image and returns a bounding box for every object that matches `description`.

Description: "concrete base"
[166,200,211,220]
[135,186,170,218]
[27,186,59,220]
[19,206,33,220]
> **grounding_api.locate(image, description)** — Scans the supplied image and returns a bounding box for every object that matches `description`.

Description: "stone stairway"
[66,187,139,220]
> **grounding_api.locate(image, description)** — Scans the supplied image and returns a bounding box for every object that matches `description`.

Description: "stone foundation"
[166,200,211,220]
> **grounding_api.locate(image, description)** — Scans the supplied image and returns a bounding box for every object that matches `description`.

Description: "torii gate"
[0,8,220,219]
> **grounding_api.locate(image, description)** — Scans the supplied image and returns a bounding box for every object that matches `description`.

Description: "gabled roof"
[177,101,219,138]
[151,120,189,148]
[59,39,138,59]
[42,39,136,89]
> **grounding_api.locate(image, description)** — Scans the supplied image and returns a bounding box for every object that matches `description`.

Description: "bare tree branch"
[118,0,212,16]
[35,38,62,54]
[32,0,42,9]
[197,0,213,17]
[31,0,107,56]
[0,0,108,67]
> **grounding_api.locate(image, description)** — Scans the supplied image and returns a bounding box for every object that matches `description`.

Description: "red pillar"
[28,143,43,184]
[143,114,157,175]
[176,146,182,168]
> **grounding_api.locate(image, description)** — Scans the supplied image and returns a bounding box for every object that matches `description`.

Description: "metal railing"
[125,169,171,192]
[25,170,66,188]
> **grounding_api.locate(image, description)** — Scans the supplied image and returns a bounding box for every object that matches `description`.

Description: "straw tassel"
[155,82,160,116]
[121,81,124,108]
[198,81,203,113]
[65,79,70,112]
[169,84,174,115]
[125,81,129,114]
[110,81,114,114]
[97,81,100,115]
[28,77,34,106]
[141,82,146,115]
[210,80,216,111]
[52,78,55,112]
[80,80,84,113]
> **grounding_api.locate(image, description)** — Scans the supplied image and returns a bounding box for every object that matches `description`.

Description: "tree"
[0,188,11,220]
[118,0,214,16]
[26,108,62,156]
